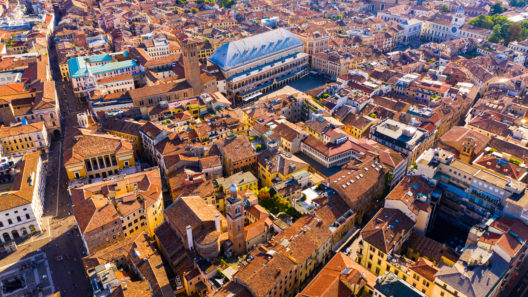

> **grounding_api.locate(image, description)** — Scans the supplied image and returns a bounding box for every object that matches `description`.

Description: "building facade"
[0,122,49,156]
[0,152,45,243]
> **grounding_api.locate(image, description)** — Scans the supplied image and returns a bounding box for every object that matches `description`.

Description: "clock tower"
[451,7,465,35]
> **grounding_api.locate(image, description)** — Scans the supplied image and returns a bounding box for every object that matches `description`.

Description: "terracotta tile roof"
[33,81,57,110]
[302,135,364,158]
[361,208,414,254]
[216,135,257,163]
[489,137,528,163]
[139,122,165,139]
[73,196,120,233]
[299,253,377,297]
[129,81,192,99]
[467,116,510,138]
[474,154,527,180]
[273,123,301,142]
[244,218,271,241]
[0,152,40,211]
[386,176,433,216]
[103,118,143,137]
[109,281,153,297]
[234,247,296,297]
[164,196,225,238]
[257,150,308,176]
[236,201,354,297]
[82,232,144,271]
[327,156,385,209]
[439,126,490,157]
[356,138,405,169]
[199,155,221,169]
[128,233,174,297]
[405,232,459,265]
[0,83,27,98]
[409,258,438,282]
[247,204,269,221]
[98,73,133,84]
[487,217,528,258]
[71,169,162,233]
[63,131,134,165]
[0,122,44,138]
[154,222,193,275]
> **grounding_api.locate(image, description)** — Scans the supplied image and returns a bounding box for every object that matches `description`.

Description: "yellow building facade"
[217,171,258,195]
[258,160,309,187]
[71,168,164,241]
[60,62,70,81]
[0,122,49,156]
[64,133,136,180]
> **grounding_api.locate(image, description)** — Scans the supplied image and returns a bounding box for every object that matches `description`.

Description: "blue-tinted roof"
[209,28,303,71]
[67,52,131,78]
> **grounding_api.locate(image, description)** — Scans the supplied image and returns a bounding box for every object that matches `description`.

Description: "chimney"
[186,225,194,250]
[215,214,221,233]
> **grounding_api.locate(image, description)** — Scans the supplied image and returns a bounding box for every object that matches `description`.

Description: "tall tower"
[226,184,245,255]
[180,37,203,96]
[451,7,465,29]
[460,137,475,163]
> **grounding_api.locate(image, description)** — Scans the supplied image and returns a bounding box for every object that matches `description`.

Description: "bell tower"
[226,184,245,255]
[460,137,475,163]
[179,37,203,96]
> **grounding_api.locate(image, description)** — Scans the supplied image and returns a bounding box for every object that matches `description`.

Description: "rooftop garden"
[258,187,301,220]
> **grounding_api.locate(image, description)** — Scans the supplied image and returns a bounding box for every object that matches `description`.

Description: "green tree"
[506,23,523,43]
[469,15,494,29]
[191,7,198,13]
[441,4,450,13]
[218,0,234,8]
[469,14,528,44]
[490,2,506,15]
[510,0,528,7]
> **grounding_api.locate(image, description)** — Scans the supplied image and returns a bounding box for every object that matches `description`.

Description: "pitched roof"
[63,130,133,165]
[71,169,162,233]
[0,152,40,211]
[109,281,153,297]
[0,122,45,138]
[102,118,143,137]
[209,28,303,71]
[257,150,308,176]
[164,196,224,236]
[128,233,174,297]
[439,126,490,157]
[299,253,377,297]
[216,135,257,163]
[385,176,433,216]
[361,208,414,254]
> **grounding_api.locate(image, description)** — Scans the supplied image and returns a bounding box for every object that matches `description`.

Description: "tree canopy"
[218,0,234,8]
[469,14,528,44]
[490,2,506,15]
[510,0,528,7]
